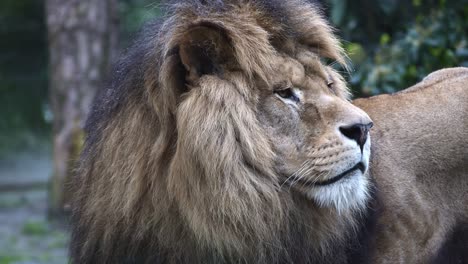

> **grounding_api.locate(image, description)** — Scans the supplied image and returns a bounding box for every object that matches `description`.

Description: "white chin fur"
[306,138,372,214]
[306,171,370,214]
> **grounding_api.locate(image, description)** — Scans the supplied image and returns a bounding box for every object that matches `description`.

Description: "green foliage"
[0,255,25,264]
[327,0,468,96]
[22,220,49,236]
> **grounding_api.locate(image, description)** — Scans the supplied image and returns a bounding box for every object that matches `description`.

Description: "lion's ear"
[179,23,235,81]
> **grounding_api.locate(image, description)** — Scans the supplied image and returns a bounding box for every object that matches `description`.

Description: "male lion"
[70,0,468,263]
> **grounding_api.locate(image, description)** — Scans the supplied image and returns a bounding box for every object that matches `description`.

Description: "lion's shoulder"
[397,67,468,94]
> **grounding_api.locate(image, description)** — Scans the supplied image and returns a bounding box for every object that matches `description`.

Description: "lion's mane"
[70,1,375,263]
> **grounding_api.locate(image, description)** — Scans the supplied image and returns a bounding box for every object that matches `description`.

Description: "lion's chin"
[306,170,370,214]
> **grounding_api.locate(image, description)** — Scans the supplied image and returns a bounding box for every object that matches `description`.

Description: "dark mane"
[70,1,365,263]
[85,0,326,141]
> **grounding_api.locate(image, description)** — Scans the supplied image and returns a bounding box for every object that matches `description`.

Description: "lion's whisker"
[280,160,309,189]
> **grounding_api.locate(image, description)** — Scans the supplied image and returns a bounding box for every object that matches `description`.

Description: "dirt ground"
[0,148,69,264]
[0,190,69,264]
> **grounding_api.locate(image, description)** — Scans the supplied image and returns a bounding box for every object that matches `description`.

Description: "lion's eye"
[274,88,300,103]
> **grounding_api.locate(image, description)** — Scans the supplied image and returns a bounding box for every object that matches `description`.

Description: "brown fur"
[353,67,468,263]
[70,0,468,263]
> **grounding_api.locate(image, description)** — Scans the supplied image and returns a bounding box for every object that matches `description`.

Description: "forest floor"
[0,147,69,264]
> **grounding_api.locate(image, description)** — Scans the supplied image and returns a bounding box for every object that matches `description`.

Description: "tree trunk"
[46,0,119,217]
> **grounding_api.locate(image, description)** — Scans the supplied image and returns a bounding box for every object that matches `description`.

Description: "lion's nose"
[339,122,373,151]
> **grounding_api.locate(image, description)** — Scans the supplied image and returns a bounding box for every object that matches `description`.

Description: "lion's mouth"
[284,162,365,187]
[313,162,365,186]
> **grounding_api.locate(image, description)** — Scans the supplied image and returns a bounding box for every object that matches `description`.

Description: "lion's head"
[71,1,374,263]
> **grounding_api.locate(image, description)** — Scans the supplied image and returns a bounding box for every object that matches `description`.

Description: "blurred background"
[0,0,467,263]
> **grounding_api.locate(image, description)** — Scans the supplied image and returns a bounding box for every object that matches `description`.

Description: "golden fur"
[353,67,468,263]
[70,0,468,263]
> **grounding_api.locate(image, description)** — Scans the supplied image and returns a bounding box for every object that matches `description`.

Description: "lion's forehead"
[266,54,329,90]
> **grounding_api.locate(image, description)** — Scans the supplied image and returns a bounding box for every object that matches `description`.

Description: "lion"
[353,67,468,263]
[69,0,468,263]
